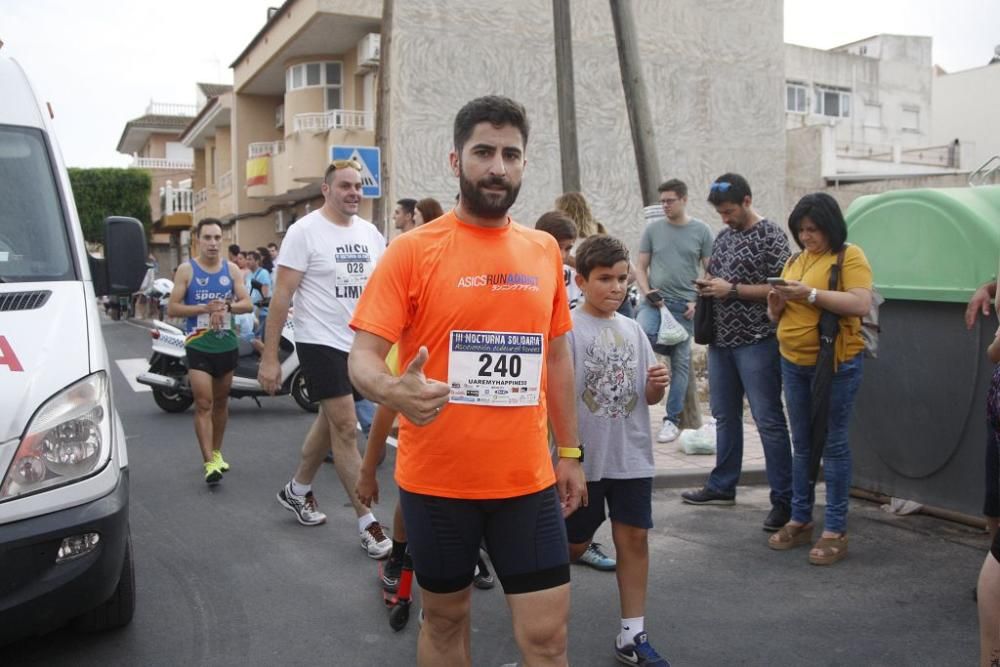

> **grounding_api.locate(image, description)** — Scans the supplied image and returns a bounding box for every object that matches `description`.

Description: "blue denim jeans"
[637,300,693,425]
[354,398,374,436]
[706,337,792,507]
[781,353,864,534]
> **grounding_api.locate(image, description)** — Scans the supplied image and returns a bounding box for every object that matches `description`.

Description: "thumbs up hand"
[391,346,451,425]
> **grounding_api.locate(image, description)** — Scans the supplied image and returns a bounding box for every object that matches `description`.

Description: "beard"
[458,166,520,218]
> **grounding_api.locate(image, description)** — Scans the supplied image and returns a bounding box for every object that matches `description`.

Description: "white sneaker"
[657,420,680,443]
[360,520,392,559]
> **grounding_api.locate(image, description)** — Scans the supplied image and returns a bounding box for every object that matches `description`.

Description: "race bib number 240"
[448,330,543,406]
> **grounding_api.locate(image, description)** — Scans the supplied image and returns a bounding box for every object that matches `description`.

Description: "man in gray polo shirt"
[635,179,714,443]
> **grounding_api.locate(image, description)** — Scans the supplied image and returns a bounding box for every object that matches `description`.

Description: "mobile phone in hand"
[766,277,789,287]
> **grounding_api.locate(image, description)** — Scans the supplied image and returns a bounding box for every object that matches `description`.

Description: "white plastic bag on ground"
[657,305,689,346]
[679,423,716,455]
[880,497,923,515]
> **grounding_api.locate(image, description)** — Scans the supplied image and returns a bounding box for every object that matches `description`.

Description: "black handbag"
[693,295,715,345]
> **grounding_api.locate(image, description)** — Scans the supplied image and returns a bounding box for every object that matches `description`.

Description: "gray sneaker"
[277,483,327,526]
[577,542,617,571]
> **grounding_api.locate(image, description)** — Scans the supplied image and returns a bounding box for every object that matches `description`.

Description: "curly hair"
[555,192,605,239]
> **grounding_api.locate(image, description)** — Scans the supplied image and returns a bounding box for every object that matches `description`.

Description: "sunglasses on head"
[709,181,732,193]
[330,159,362,171]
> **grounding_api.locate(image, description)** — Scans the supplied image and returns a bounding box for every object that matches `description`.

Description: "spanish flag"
[246,157,269,186]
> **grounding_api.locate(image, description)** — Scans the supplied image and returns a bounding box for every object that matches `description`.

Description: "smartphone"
[766,277,789,286]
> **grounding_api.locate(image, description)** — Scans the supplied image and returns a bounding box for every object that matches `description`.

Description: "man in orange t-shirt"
[349,96,586,667]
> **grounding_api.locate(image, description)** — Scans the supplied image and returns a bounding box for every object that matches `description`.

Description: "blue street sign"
[331,145,381,198]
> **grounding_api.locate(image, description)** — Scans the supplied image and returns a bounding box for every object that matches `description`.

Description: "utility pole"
[552,0,580,193]
[609,0,660,205]
[371,0,393,233]
[610,0,702,430]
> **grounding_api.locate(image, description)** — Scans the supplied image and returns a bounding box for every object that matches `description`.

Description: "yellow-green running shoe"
[204,460,223,484]
[212,450,230,473]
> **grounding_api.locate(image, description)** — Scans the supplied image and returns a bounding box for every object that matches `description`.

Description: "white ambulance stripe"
[115,358,152,393]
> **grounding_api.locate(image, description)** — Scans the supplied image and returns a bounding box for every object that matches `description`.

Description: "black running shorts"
[186,346,238,378]
[296,342,362,401]
[992,525,1000,563]
[564,477,653,545]
[399,485,570,595]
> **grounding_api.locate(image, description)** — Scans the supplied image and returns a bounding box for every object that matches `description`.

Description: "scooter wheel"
[290,370,319,413]
[152,387,193,413]
[388,602,410,631]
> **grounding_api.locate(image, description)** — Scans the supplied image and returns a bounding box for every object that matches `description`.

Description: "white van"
[0,53,145,642]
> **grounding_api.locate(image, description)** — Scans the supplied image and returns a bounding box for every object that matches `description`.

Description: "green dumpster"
[846,185,1000,516]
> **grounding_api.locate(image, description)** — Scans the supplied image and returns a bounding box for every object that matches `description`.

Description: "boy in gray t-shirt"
[565,235,671,666]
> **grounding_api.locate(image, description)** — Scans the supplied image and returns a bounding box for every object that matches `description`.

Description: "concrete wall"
[232,92,284,213]
[932,64,1000,171]
[232,0,380,91]
[388,0,786,248]
[786,124,1000,218]
[785,36,932,153]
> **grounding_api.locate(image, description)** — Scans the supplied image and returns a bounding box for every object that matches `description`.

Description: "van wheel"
[152,387,193,413]
[290,370,319,413]
[75,534,135,632]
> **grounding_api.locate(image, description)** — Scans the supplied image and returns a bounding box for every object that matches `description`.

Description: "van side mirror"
[89,216,148,296]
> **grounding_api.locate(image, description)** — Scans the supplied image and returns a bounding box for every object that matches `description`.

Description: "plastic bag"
[679,423,716,455]
[656,305,689,346]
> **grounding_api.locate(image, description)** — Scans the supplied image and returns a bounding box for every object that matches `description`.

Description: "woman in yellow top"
[765,192,873,566]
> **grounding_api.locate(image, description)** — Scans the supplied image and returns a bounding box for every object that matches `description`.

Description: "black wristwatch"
[729,283,739,300]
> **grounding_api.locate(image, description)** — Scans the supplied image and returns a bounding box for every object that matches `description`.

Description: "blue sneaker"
[615,631,670,666]
[577,542,616,571]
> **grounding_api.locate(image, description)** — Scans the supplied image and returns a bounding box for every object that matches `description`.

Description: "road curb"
[652,465,769,490]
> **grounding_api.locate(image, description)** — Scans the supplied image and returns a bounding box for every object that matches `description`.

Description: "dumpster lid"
[845,185,1000,302]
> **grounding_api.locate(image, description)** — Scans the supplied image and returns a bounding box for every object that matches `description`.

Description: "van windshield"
[0,125,75,283]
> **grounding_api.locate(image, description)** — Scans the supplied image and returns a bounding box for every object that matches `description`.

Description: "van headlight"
[0,372,111,501]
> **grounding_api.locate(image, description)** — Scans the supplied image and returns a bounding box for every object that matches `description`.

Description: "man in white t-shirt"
[258,159,391,559]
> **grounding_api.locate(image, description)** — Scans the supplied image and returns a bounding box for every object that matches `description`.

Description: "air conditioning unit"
[275,104,284,129]
[357,33,380,69]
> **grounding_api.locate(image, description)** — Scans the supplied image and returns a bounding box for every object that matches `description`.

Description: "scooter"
[136,319,317,413]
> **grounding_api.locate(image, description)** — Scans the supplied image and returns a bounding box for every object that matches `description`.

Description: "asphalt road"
[5,315,989,665]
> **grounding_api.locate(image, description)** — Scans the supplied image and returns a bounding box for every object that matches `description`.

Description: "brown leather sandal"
[767,522,814,551]
[809,534,848,565]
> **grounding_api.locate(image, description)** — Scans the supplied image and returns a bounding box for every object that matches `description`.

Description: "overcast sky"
[3,0,998,168]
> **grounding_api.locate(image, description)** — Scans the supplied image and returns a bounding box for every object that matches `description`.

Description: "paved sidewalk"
[649,399,769,488]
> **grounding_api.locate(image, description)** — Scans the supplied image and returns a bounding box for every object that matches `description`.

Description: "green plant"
[68,168,152,243]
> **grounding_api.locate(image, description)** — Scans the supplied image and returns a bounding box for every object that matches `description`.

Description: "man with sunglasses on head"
[258,159,392,560]
[681,173,794,533]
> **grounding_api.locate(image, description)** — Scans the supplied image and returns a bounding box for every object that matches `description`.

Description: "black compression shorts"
[399,485,570,595]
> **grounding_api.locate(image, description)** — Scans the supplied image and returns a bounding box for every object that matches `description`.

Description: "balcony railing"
[292,109,373,134]
[900,144,960,168]
[217,170,233,195]
[193,188,209,207]
[835,141,893,162]
[131,157,195,170]
[160,181,194,216]
[145,101,198,117]
[248,141,285,158]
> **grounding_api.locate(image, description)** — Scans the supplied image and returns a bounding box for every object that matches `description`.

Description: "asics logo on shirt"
[456,272,540,292]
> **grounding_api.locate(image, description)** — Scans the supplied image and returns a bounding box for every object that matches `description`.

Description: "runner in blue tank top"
[167,219,253,484]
